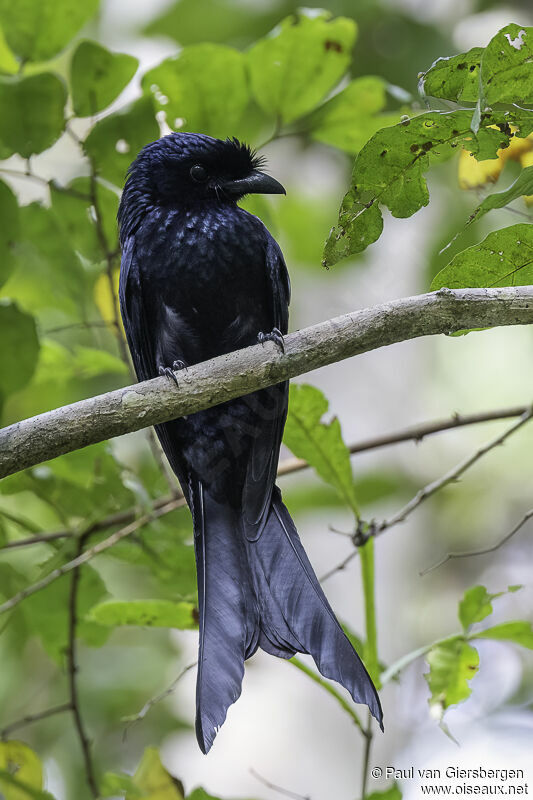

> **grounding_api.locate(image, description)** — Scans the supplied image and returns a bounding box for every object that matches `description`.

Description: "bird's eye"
[190,164,208,183]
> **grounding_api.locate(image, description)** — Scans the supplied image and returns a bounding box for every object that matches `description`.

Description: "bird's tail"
[192,483,382,754]
[247,487,383,727]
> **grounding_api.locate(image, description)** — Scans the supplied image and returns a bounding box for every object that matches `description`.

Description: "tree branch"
[2,286,533,480]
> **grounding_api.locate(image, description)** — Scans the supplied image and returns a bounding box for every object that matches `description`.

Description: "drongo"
[118,132,382,753]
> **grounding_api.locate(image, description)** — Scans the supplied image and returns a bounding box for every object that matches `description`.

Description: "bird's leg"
[158,359,188,387]
[257,327,285,354]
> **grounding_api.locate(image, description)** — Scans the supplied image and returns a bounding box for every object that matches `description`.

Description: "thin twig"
[67,532,99,797]
[250,769,311,800]
[421,508,533,575]
[122,662,196,734]
[374,407,533,537]
[0,499,186,614]
[320,549,359,583]
[1,703,72,740]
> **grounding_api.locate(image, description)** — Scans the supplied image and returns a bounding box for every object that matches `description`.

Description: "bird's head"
[118,132,285,239]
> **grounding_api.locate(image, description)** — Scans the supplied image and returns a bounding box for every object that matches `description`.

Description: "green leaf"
[365,784,402,800]
[431,223,533,290]
[5,203,89,318]
[425,638,479,715]
[323,191,383,267]
[283,384,358,514]
[101,771,144,798]
[418,48,483,103]
[85,96,159,188]
[142,44,249,140]
[22,566,109,662]
[473,621,533,649]
[71,40,138,117]
[127,748,184,800]
[481,24,533,105]
[143,0,285,49]
[70,346,128,379]
[248,10,357,125]
[0,73,66,157]
[322,108,533,267]
[0,771,55,800]
[0,26,18,74]
[0,741,45,800]
[0,300,39,400]
[0,0,100,62]
[458,585,503,631]
[466,165,533,227]
[307,76,400,154]
[0,180,19,289]
[88,599,198,630]
[51,177,119,260]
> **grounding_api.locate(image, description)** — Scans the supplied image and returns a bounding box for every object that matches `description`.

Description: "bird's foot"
[158,359,188,387]
[257,327,285,354]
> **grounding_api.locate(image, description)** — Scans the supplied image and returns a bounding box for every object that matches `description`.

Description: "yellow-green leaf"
[127,748,184,800]
[0,741,44,800]
[88,599,198,629]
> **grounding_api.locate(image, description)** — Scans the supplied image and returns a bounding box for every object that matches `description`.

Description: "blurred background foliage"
[0,0,533,799]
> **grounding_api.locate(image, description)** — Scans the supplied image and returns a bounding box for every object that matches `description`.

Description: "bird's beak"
[221,170,286,197]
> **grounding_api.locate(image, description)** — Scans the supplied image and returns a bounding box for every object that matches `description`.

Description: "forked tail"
[193,484,382,754]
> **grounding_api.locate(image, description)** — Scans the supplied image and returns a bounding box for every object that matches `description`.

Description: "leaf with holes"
[0,73,66,157]
[481,24,533,105]
[71,40,138,117]
[143,44,249,140]
[431,223,533,289]
[418,48,483,103]
[425,638,479,719]
[248,10,356,125]
[322,108,533,266]
[283,384,358,514]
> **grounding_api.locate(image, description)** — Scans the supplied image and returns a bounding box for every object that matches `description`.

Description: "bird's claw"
[257,327,285,354]
[172,359,188,372]
[159,365,179,386]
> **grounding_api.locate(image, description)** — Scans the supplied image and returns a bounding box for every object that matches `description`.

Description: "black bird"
[118,132,382,753]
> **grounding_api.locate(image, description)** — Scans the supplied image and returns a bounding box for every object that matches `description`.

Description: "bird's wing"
[119,235,189,493]
[242,235,291,542]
